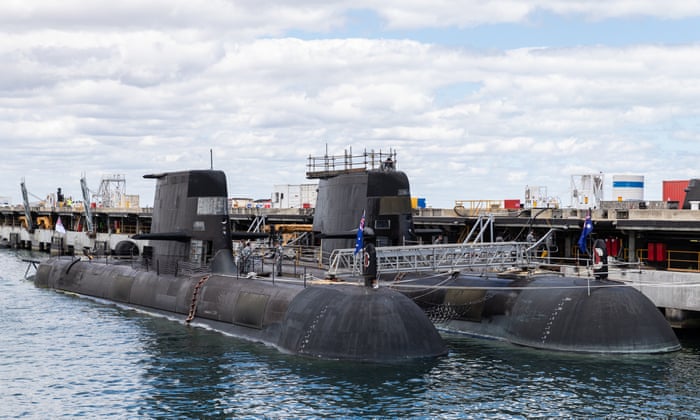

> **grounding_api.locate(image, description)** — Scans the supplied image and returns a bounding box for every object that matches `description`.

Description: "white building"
[272,184,318,209]
[570,173,605,209]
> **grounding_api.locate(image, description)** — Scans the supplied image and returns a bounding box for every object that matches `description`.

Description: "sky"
[2,1,700,208]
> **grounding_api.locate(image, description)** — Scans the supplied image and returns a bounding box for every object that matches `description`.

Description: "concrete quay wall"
[0,225,136,255]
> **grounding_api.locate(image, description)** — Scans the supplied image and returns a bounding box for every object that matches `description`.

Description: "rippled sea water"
[2,249,700,419]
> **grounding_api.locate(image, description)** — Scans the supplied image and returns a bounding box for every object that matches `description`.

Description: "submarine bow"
[503,277,681,353]
[34,258,447,362]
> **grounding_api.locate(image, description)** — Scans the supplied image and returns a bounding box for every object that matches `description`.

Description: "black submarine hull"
[31,168,447,363]
[34,257,448,362]
[393,272,680,353]
[307,149,680,354]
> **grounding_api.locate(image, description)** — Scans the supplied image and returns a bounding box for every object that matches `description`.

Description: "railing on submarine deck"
[327,228,559,277]
[76,253,211,277]
[327,241,541,276]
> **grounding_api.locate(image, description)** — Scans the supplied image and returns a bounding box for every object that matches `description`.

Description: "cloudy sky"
[2,1,700,208]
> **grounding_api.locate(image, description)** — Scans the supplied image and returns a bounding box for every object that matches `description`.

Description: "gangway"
[248,215,266,233]
[462,214,495,243]
[327,241,537,277]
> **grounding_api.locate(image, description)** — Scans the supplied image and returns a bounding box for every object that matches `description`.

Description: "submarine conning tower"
[307,148,416,261]
[133,170,232,275]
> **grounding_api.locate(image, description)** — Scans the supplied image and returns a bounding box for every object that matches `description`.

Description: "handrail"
[306,148,397,179]
[327,242,537,276]
[462,214,494,244]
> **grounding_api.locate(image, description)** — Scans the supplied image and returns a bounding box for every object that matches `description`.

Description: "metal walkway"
[327,241,539,276]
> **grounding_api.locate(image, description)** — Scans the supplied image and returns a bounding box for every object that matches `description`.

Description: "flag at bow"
[577,209,593,254]
[354,210,366,255]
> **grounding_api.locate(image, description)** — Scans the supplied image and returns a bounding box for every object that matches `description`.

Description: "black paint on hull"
[393,272,680,353]
[307,150,680,354]
[34,257,447,362]
[32,168,448,363]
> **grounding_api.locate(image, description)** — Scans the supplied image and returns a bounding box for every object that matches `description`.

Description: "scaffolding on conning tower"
[306,147,398,179]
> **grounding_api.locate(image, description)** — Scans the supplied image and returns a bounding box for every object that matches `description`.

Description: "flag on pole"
[354,210,366,255]
[577,210,593,254]
[55,216,66,234]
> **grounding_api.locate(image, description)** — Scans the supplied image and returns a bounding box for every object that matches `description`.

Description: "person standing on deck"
[240,241,252,274]
[274,240,284,276]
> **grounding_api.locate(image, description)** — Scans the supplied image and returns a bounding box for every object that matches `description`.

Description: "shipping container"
[272,183,318,209]
[647,243,656,262]
[656,243,667,262]
[647,242,667,263]
[504,199,521,209]
[411,197,427,208]
[662,180,689,204]
[300,184,318,208]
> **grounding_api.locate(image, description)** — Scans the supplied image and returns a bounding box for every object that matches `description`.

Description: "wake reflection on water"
[3,249,700,418]
[430,335,700,419]
[135,315,442,418]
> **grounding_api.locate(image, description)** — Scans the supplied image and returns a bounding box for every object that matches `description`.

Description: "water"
[2,249,700,419]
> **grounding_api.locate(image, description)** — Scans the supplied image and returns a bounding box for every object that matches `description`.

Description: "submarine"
[33,169,448,362]
[308,149,680,353]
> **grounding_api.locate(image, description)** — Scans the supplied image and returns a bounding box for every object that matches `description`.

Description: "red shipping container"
[647,243,656,262]
[605,237,621,257]
[504,199,521,209]
[663,180,689,204]
[655,243,667,262]
[611,238,621,256]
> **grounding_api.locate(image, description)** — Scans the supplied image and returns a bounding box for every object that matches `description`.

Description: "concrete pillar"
[627,232,636,262]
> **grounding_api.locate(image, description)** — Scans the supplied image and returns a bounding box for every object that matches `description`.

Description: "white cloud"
[1,2,700,207]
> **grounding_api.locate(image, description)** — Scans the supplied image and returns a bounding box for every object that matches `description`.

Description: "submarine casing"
[399,272,680,353]
[306,153,680,354]
[505,276,680,353]
[35,257,447,361]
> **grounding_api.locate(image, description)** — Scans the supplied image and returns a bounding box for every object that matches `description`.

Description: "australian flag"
[578,209,594,254]
[354,210,366,255]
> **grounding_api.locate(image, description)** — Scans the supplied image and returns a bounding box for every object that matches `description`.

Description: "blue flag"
[578,210,593,254]
[354,210,365,255]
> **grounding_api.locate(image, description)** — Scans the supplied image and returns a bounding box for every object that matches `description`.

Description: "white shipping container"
[300,184,318,208]
[272,184,318,208]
